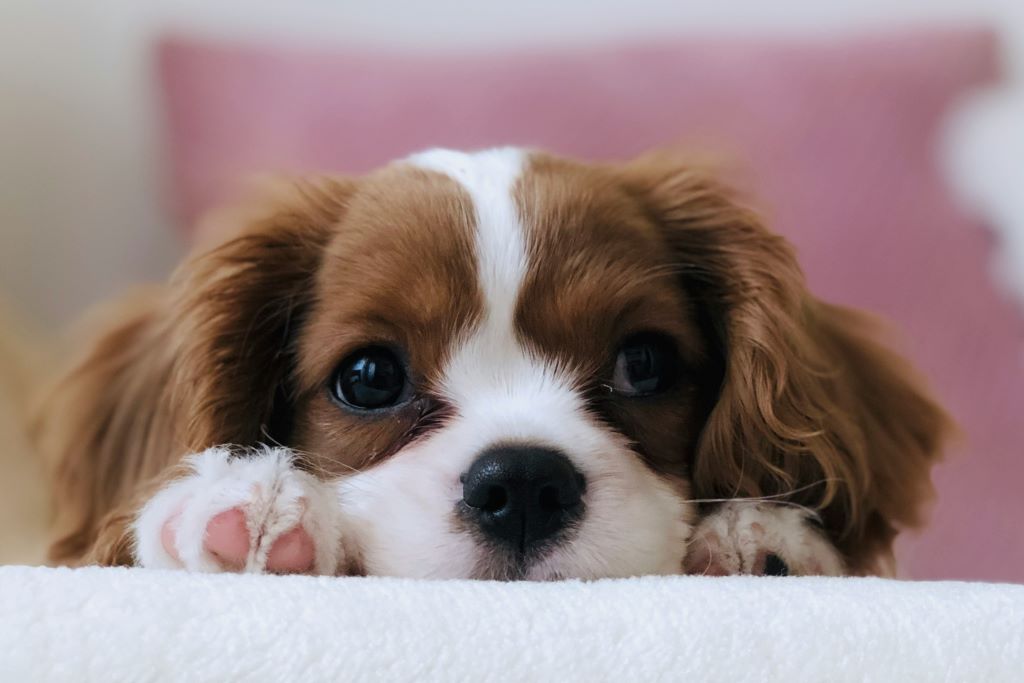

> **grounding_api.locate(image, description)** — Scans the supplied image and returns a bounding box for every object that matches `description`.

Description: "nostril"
[481,485,508,513]
[461,446,586,550]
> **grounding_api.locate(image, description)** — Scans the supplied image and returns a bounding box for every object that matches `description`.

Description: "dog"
[36,148,951,579]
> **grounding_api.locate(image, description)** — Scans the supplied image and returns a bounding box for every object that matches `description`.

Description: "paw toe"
[266,526,315,574]
[202,508,250,570]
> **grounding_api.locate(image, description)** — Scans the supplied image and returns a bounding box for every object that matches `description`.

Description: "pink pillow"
[159,29,1024,582]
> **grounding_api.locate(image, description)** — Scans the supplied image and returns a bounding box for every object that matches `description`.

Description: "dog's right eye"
[330,347,407,410]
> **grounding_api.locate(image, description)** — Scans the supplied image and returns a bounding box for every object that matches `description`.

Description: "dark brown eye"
[611,333,680,397]
[330,347,406,410]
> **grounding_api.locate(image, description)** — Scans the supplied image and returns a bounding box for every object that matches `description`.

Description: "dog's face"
[287,149,715,579]
[85,147,947,577]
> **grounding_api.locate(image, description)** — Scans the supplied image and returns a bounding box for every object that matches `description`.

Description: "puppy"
[36,148,951,579]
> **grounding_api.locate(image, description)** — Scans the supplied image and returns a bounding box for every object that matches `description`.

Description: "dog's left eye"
[611,333,680,397]
[330,347,407,410]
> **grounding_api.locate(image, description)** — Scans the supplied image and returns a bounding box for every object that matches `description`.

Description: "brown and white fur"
[35,148,952,579]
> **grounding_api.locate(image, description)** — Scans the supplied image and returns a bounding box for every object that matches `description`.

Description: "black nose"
[461,445,585,553]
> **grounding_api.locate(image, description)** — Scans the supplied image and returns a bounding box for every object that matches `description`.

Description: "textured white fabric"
[1,566,1022,682]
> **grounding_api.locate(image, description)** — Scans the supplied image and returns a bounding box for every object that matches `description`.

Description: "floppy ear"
[169,178,353,449]
[34,178,353,565]
[622,157,954,573]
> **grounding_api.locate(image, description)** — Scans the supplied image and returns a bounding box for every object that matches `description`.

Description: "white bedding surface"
[1,566,1022,682]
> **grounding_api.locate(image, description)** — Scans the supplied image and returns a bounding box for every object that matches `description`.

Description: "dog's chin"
[353,530,687,581]
[465,537,688,582]
[469,539,570,581]
[471,554,535,581]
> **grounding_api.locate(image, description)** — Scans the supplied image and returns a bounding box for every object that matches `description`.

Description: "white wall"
[2,0,1022,327]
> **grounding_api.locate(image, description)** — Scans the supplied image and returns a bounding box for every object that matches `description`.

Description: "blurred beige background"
[0,301,48,563]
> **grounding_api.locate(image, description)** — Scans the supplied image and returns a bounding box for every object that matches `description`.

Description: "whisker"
[254,426,368,477]
[688,478,842,511]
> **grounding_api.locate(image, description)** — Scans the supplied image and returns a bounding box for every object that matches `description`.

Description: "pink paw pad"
[265,526,316,574]
[161,507,315,573]
[203,508,250,570]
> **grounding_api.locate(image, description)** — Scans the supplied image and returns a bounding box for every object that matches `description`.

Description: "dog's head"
[51,148,951,576]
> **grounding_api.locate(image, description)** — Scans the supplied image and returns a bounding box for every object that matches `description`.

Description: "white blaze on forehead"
[406,147,527,325]
[406,147,577,425]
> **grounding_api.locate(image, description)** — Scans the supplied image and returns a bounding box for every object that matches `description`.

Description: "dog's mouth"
[469,528,587,581]
[454,499,583,580]
[471,552,531,581]
[471,545,561,581]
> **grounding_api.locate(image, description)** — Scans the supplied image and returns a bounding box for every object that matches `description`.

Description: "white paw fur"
[133,446,343,574]
[686,501,844,576]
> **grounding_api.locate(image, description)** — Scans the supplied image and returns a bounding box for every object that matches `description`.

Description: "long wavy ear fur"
[622,156,954,573]
[33,178,353,565]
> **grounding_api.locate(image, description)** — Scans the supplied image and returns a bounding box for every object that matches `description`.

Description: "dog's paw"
[133,446,343,574]
[684,501,844,577]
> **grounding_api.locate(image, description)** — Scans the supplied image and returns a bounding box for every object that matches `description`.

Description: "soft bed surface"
[2,567,1022,682]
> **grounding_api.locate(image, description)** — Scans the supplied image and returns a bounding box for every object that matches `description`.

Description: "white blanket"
[1,566,1022,682]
